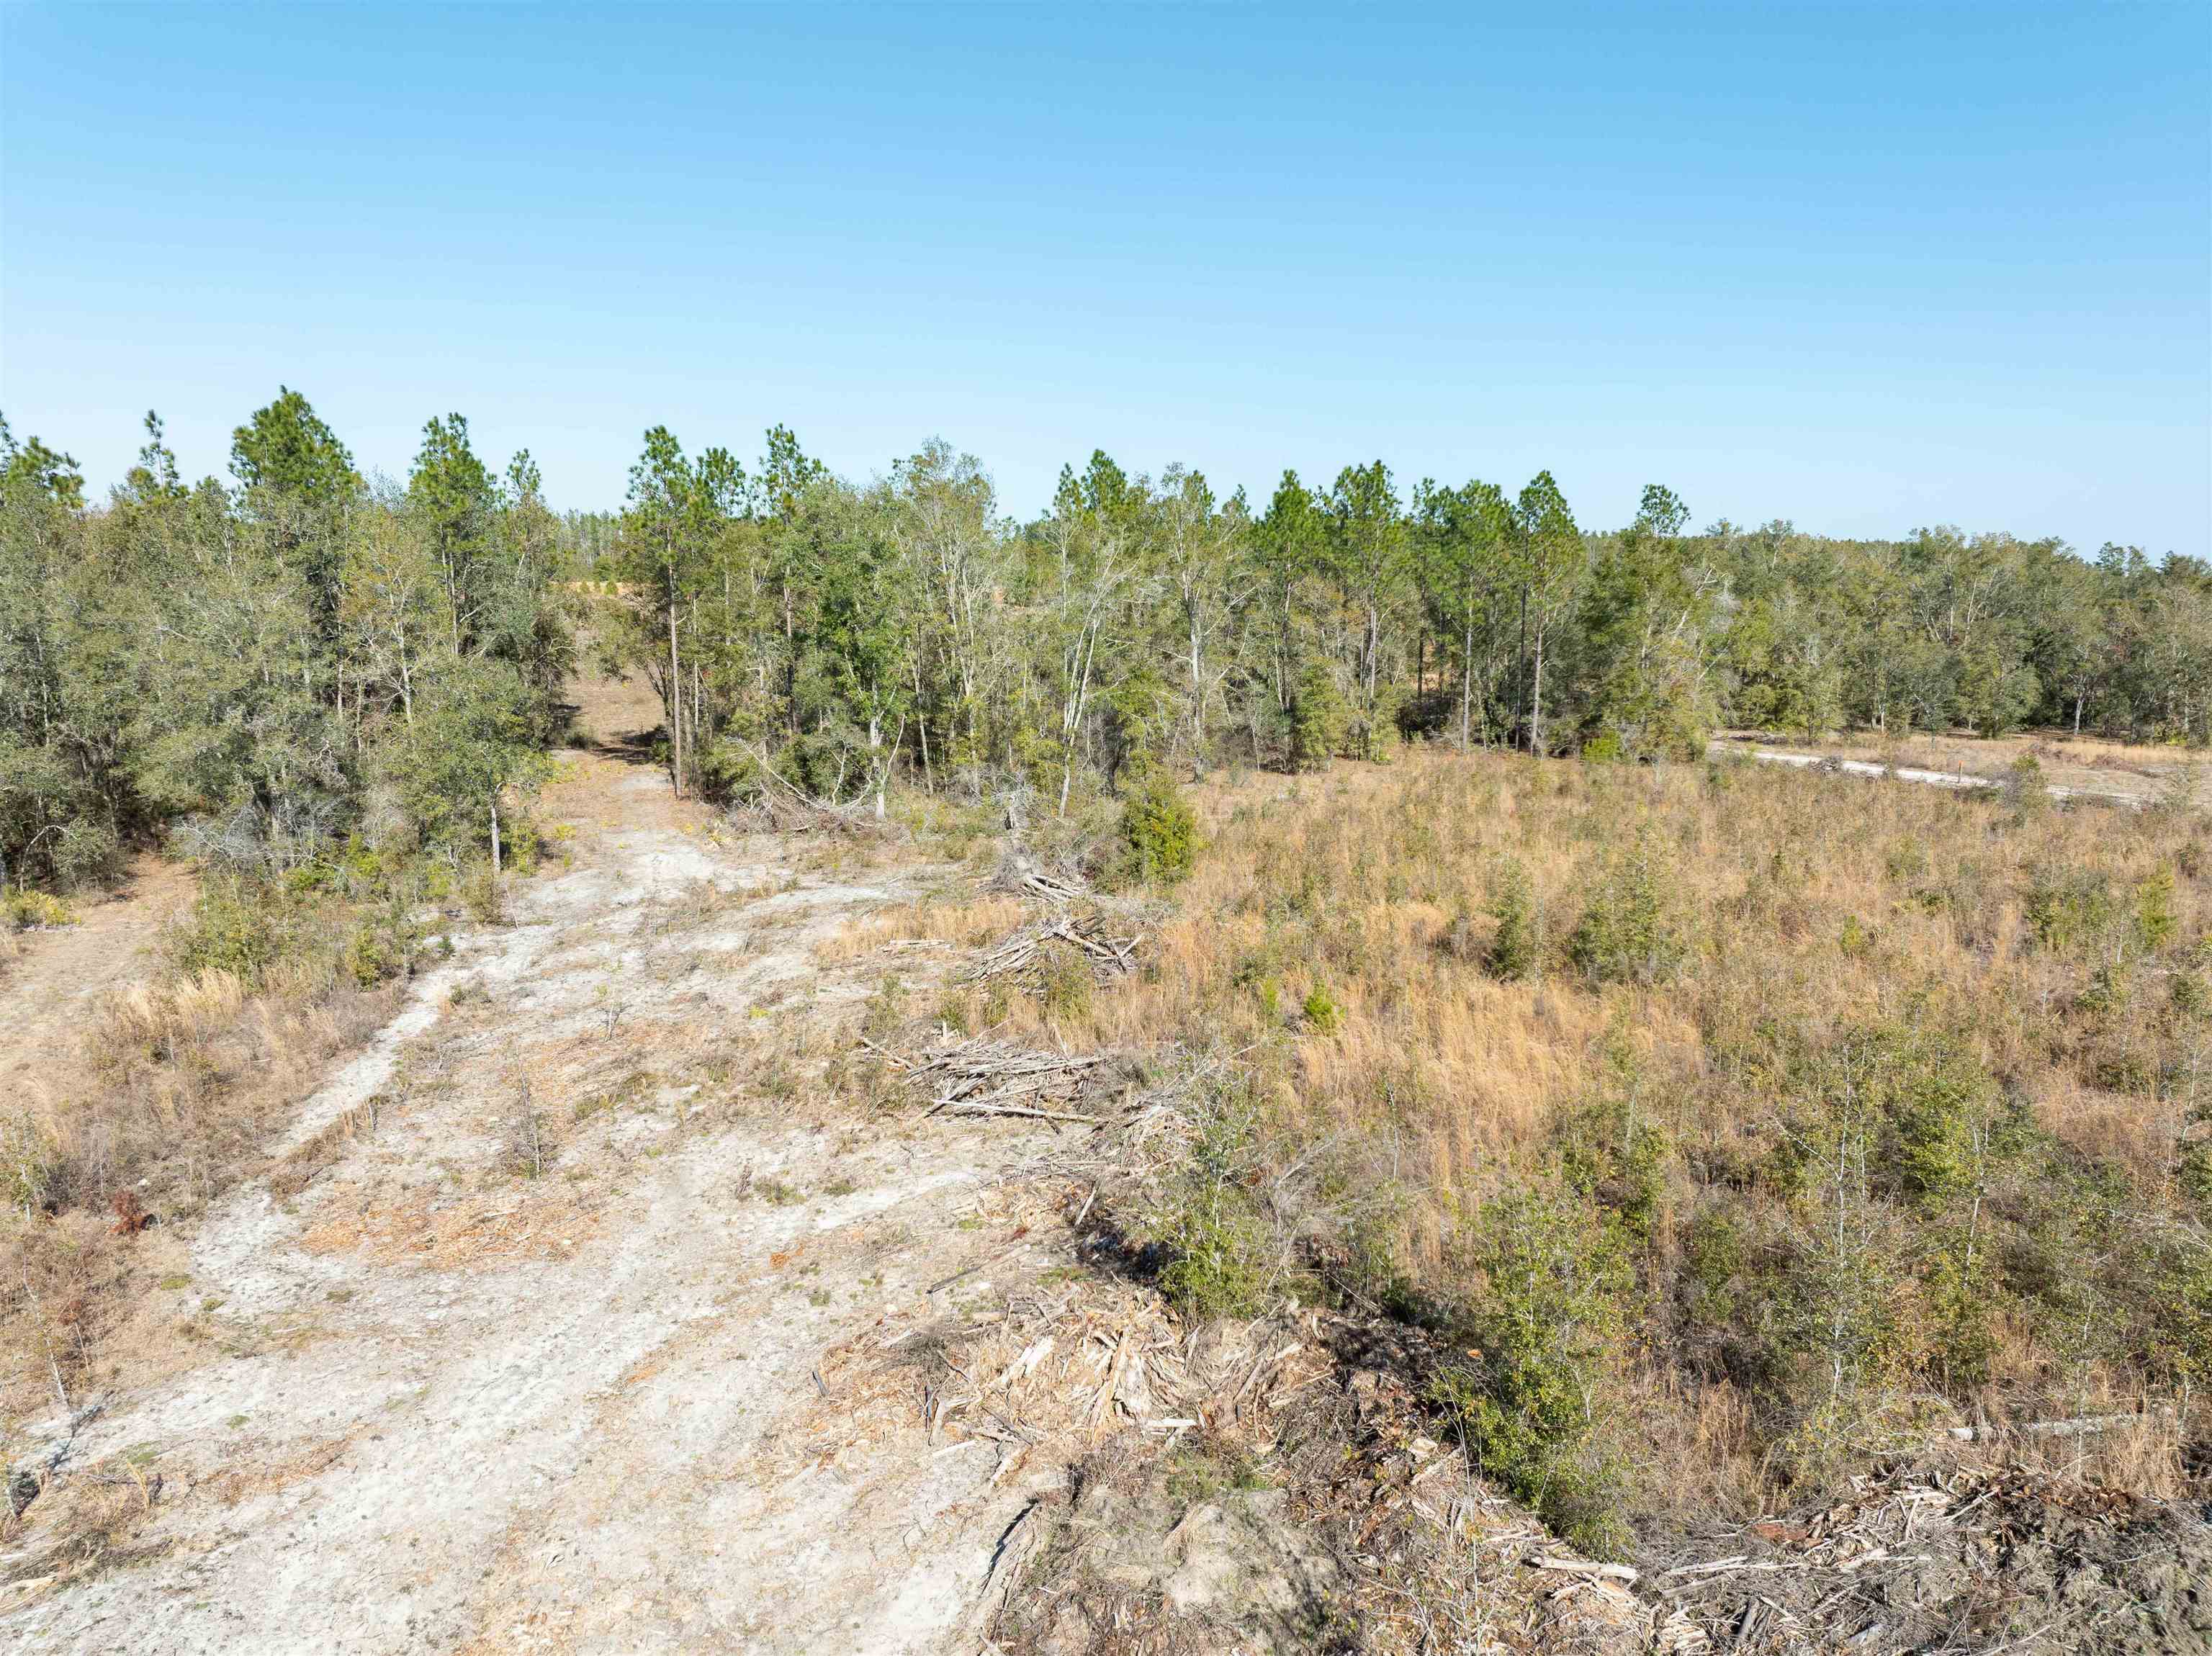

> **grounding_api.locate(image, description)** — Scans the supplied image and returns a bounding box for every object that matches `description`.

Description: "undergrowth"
[1055,748,2211,1553]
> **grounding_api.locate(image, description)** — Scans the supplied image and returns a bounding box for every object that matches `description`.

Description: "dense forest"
[2,388,2206,893]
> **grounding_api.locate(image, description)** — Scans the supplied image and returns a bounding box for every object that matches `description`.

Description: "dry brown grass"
[299,1185,601,1270]
[1015,748,2208,1521]
[814,894,1028,965]
[0,948,400,1420]
[1061,751,2203,1207]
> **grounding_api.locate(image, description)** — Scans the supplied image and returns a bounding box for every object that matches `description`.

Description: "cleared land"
[1,696,2206,1655]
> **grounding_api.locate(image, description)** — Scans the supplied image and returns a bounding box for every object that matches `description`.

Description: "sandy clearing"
[4,678,1065,1655]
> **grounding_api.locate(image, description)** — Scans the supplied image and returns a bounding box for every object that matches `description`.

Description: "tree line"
[579,425,2206,811]
[0,393,570,892]
[4,390,2206,891]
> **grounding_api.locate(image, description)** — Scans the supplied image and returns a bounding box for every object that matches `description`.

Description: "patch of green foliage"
[1483,855,1538,980]
[1426,1187,1632,1557]
[1300,984,1344,1033]
[1151,1088,1280,1319]
[1114,770,1199,887]
[1287,662,1346,771]
[1565,829,1688,985]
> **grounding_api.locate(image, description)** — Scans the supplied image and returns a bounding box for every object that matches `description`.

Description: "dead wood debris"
[866,1035,1120,1123]
[725,763,889,836]
[984,847,1090,905]
[963,912,1143,986]
[793,1169,2208,1653]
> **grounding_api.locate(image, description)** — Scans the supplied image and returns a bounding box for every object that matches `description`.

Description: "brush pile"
[984,847,1090,905]
[963,911,1143,986]
[870,1034,1123,1123]
[1632,1459,2212,1655]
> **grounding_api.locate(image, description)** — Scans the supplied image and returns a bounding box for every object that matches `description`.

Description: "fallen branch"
[965,913,1143,985]
[984,849,1090,905]
[874,1035,1122,1124]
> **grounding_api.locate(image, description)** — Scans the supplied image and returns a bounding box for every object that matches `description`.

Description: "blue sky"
[4,2,2206,551]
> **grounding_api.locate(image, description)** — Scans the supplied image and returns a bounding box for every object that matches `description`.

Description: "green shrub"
[2136,868,2178,951]
[1300,985,1344,1034]
[1115,770,1198,887]
[1555,1033,1672,1246]
[4,889,75,930]
[1287,662,1346,771]
[2023,865,2113,951]
[166,877,293,981]
[342,924,404,987]
[2002,752,2050,814]
[1038,944,1094,1022]
[1153,1092,1279,1318]
[461,862,508,924]
[1484,857,1538,981]
[1352,683,1401,765]
[1566,830,1687,985]
[1426,1188,1631,1557]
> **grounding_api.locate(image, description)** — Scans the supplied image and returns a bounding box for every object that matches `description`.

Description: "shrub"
[461,862,508,924]
[342,924,403,988]
[4,889,76,930]
[2002,752,2049,814]
[1287,662,1346,771]
[2023,865,2113,951]
[1484,857,1538,981]
[1038,944,1094,1022]
[1427,1188,1631,1557]
[166,877,292,982]
[1566,829,1687,985]
[2136,868,2177,951]
[1300,985,1344,1034]
[1351,683,1401,765]
[1115,771,1198,887]
[1153,1092,1280,1318]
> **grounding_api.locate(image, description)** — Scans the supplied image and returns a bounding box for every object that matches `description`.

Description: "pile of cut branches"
[964,912,1141,986]
[725,762,889,836]
[982,848,1089,905]
[868,1035,1121,1124]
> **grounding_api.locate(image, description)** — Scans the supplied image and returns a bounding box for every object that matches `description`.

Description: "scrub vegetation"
[2,391,2206,1600]
[1048,752,2211,1550]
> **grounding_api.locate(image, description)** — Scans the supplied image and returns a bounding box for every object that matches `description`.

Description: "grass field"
[931,745,2210,1549]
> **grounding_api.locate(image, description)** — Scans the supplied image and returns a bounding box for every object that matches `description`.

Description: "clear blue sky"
[4,2,2207,552]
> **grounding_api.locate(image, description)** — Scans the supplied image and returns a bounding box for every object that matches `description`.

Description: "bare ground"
[1709,728,2195,807]
[1,677,1074,1654]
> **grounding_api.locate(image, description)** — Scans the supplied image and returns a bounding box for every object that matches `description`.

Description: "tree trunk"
[1460,613,1475,752]
[489,798,502,876]
[1187,596,1206,759]
[1530,622,1547,759]
[1365,598,1380,716]
[913,657,933,794]
[1517,588,1529,751]
[667,579,683,798]
[869,713,886,821]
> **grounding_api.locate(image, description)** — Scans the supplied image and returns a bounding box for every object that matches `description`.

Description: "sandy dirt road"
[4,678,1066,1655]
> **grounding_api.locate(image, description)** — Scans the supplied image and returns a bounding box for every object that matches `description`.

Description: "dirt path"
[5,679,1068,1655]
[1709,739,2153,806]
